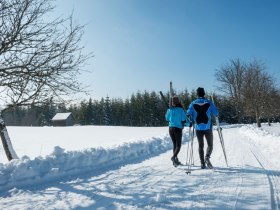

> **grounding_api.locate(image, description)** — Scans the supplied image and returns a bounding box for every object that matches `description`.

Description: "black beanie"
[197,87,205,97]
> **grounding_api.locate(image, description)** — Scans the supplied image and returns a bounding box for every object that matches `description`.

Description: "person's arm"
[186,102,193,116]
[181,109,187,126]
[185,104,194,127]
[165,109,171,122]
[210,101,219,117]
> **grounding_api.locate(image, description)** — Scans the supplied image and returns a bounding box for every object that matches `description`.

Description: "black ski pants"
[196,129,213,164]
[169,127,183,158]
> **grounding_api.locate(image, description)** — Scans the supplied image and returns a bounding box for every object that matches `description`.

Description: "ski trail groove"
[90,163,178,209]
[237,127,280,210]
[250,149,280,210]
[232,152,245,210]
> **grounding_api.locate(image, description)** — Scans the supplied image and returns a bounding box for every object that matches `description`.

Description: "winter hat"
[172,96,180,106]
[196,87,205,97]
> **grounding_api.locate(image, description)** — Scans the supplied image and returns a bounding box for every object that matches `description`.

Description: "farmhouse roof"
[52,112,73,121]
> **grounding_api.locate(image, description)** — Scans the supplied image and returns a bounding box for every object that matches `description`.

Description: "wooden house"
[52,112,74,126]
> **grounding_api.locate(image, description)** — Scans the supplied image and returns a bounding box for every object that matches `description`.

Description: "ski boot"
[171,156,178,167]
[205,157,213,169]
[201,162,206,169]
[175,157,181,165]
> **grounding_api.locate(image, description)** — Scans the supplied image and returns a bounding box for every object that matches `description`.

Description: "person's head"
[172,96,180,106]
[196,87,205,98]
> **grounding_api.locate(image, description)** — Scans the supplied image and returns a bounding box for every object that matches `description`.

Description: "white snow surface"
[0,123,280,209]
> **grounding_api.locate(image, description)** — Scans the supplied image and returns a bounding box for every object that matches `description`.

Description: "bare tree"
[215,58,279,127]
[215,58,245,123]
[241,60,275,127]
[243,61,262,126]
[0,0,92,160]
[262,87,279,125]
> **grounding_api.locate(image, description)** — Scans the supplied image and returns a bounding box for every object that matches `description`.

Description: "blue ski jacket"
[165,106,187,129]
[186,97,219,131]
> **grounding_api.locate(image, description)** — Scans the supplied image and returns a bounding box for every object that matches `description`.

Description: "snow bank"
[239,124,280,141]
[239,124,280,168]
[0,131,189,191]
[4,126,168,162]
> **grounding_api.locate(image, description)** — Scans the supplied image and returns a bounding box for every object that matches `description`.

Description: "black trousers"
[196,129,213,163]
[169,127,183,157]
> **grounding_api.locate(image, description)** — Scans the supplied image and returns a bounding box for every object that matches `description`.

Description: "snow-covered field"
[0,123,280,209]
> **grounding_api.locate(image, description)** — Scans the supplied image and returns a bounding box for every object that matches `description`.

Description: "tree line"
[3,62,280,127]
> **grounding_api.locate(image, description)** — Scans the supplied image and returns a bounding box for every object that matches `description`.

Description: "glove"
[185,122,192,127]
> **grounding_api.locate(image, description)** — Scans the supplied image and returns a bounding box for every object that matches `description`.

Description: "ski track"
[231,128,280,210]
[249,145,280,210]
[1,126,280,209]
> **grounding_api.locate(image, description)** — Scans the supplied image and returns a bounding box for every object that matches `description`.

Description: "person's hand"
[185,122,192,127]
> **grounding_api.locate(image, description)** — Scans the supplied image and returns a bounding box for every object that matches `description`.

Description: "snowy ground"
[0,123,280,209]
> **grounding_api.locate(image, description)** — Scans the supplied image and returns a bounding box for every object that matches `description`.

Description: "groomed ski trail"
[0,126,280,210]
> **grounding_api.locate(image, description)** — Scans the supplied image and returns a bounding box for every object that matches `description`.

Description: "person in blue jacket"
[165,96,187,166]
[186,87,219,169]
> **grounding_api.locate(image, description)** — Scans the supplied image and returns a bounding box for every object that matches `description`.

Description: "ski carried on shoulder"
[159,91,169,108]
[159,81,174,108]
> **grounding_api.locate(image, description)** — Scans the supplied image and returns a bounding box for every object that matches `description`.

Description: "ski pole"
[186,126,191,165]
[186,125,195,174]
[190,125,195,165]
[211,92,228,167]
[215,116,228,167]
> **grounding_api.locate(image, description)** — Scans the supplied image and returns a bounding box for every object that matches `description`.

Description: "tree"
[78,100,88,125]
[111,98,125,126]
[180,88,192,109]
[215,58,245,123]
[0,0,91,160]
[262,87,279,125]
[215,58,279,127]
[242,60,276,127]
[149,91,163,126]
[103,96,112,125]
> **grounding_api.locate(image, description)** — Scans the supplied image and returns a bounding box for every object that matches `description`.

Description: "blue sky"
[55,0,280,100]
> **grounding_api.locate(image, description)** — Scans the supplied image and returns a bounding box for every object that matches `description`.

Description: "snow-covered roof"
[52,112,72,121]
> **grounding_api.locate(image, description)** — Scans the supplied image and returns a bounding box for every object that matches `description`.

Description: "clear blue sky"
[55,0,280,100]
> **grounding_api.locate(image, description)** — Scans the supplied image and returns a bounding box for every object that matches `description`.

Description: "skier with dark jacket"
[186,87,219,169]
[165,96,187,166]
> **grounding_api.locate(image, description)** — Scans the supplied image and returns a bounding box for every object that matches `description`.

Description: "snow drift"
[0,132,189,191]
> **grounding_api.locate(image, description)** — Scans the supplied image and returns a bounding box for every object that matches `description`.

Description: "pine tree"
[103,97,111,125]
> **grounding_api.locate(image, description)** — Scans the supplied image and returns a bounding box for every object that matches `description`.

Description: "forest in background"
[3,87,280,127]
